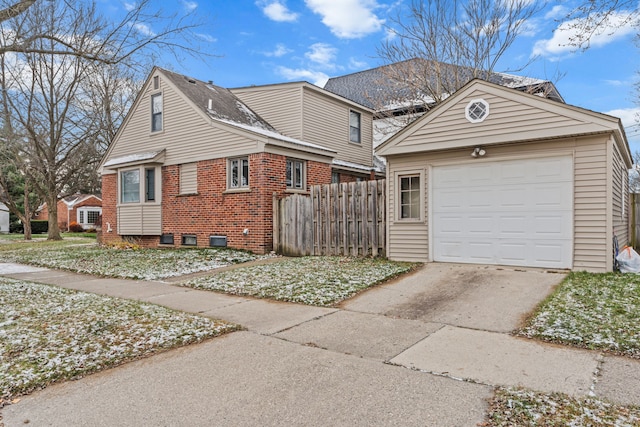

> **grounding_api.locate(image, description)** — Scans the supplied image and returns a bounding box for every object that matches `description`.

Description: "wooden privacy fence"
[273,179,386,257]
[632,193,640,249]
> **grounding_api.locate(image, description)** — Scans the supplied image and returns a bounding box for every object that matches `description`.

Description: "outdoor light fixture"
[471,147,486,158]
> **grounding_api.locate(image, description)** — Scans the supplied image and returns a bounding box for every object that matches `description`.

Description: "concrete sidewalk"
[2,262,640,426]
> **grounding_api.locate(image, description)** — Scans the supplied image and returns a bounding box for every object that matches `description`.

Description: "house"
[377,79,631,272]
[0,202,9,234]
[34,194,102,231]
[99,67,376,253]
[230,81,381,182]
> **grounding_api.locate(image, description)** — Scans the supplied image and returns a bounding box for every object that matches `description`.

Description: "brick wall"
[101,153,332,254]
[99,174,118,245]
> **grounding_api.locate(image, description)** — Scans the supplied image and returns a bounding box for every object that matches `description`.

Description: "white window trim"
[286,158,306,191]
[151,92,163,133]
[227,157,250,191]
[349,110,361,144]
[395,169,425,223]
[465,98,490,123]
[118,165,161,206]
[77,207,102,228]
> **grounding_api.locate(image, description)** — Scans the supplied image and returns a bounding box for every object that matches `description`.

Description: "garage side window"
[399,175,420,219]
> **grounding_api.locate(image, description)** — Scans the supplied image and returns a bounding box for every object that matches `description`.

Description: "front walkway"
[1,262,640,425]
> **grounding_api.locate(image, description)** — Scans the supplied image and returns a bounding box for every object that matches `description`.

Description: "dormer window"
[151,93,163,132]
[349,110,361,143]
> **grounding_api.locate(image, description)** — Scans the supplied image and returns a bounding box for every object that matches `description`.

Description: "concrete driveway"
[3,262,639,426]
[341,263,564,332]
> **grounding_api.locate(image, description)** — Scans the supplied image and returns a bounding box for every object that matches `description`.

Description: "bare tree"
[0,0,207,240]
[376,0,545,116]
[0,0,204,65]
[559,0,639,49]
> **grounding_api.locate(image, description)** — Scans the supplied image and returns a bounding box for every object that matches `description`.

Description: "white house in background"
[0,202,9,234]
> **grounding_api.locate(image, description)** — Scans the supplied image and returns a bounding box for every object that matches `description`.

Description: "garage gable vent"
[465,99,489,123]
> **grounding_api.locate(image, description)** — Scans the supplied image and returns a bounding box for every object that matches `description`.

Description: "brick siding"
[101,152,332,254]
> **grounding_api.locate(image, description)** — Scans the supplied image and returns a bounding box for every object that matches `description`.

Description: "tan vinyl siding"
[179,163,198,194]
[232,87,303,138]
[303,89,373,167]
[233,84,374,168]
[384,89,616,155]
[386,157,428,262]
[105,74,260,168]
[386,135,611,271]
[117,205,161,235]
[612,140,629,247]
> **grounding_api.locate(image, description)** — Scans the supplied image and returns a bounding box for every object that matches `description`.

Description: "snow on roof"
[103,150,164,168]
[332,159,383,173]
[211,117,336,155]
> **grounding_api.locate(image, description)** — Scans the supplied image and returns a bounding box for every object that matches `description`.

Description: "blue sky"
[106,0,640,150]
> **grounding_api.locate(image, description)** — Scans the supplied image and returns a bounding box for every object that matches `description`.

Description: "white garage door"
[432,156,573,269]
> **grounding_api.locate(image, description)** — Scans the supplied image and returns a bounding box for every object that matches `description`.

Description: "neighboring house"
[34,194,103,231]
[377,79,631,272]
[0,202,9,234]
[324,58,564,148]
[99,67,376,253]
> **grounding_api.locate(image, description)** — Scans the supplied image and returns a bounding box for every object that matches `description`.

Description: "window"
[399,175,420,219]
[153,75,159,90]
[77,208,102,226]
[349,110,361,143]
[465,99,489,123]
[331,172,340,184]
[120,167,158,204]
[286,159,305,190]
[229,157,249,189]
[121,170,140,203]
[181,234,197,246]
[86,210,100,224]
[151,93,163,132]
[179,163,198,194]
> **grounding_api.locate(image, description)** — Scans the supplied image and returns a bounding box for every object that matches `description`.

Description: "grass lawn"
[0,245,264,280]
[486,387,640,426]
[182,256,417,306]
[0,277,239,406]
[517,272,640,358]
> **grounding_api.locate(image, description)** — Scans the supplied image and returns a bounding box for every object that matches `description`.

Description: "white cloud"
[545,5,567,20]
[182,1,198,12]
[264,43,292,57]
[132,23,156,37]
[605,107,640,128]
[123,2,136,12]
[259,1,299,22]
[276,66,330,86]
[532,11,637,59]
[196,33,217,43]
[305,43,337,67]
[349,57,368,69]
[305,0,384,38]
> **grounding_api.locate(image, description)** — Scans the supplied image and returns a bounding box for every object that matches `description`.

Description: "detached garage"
[377,79,631,272]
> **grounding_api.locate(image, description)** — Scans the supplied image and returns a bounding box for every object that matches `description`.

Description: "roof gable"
[377,79,630,164]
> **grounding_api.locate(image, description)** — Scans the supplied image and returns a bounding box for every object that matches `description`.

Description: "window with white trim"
[77,208,102,227]
[349,110,361,143]
[121,169,140,203]
[399,175,421,219]
[286,159,305,190]
[465,99,489,123]
[151,93,163,132]
[228,157,249,189]
[119,166,160,204]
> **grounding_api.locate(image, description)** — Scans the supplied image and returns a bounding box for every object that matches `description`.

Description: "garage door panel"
[432,156,573,269]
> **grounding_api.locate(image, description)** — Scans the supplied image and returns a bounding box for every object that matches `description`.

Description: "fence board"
[273,180,386,257]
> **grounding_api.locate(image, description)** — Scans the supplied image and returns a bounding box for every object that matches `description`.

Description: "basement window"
[181,234,197,246]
